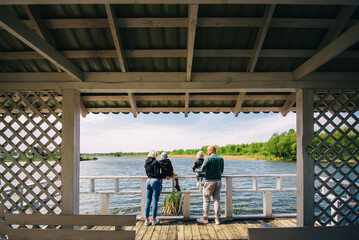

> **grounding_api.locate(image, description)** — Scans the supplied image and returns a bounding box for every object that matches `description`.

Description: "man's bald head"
[207,145,216,155]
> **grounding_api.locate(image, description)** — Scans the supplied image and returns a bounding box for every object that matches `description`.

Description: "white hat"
[196,151,204,158]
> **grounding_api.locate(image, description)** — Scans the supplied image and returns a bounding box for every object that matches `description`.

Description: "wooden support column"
[296,89,314,227]
[62,89,81,214]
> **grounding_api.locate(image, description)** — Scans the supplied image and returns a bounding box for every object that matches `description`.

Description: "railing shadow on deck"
[80,174,297,220]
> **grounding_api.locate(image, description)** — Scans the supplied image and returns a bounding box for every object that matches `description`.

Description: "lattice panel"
[0,91,62,214]
[307,90,359,226]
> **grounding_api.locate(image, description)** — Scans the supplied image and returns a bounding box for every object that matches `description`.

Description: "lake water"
[80,157,297,216]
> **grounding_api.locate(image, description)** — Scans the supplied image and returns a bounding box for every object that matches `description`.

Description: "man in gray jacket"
[196,145,224,225]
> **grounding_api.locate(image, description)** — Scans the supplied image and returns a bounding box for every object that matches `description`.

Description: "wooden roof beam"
[23,5,62,73]
[128,93,138,118]
[0,6,83,82]
[15,17,356,29]
[1,0,358,5]
[105,4,128,73]
[318,5,357,50]
[186,4,198,82]
[234,92,246,117]
[246,4,275,72]
[293,22,359,81]
[1,49,359,60]
[280,92,296,117]
[184,92,190,117]
[80,99,88,118]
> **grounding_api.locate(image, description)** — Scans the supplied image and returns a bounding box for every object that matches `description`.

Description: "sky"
[80,112,296,153]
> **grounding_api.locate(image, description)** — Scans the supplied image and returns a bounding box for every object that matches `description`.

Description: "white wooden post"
[253,177,258,190]
[225,177,233,218]
[296,89,314,227]
[90,179,95,192]
[62,89,80,214]
[115,179,119,193]
[183,193,190,219]
[276,177,282,190]
[140,177,146,219]
[100,193,109,214]
[263,192,272,217]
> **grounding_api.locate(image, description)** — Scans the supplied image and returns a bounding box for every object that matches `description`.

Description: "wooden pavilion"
[0,0,358,238]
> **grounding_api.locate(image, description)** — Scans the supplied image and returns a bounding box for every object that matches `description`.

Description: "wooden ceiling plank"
[0,6,83,81]
[318,5,357,50]
[247,4,276,72]
[105,4,128,73]
[128,93,138,118]
[280,92,296,117]
[186,4,198,82]
[293,22,359,81]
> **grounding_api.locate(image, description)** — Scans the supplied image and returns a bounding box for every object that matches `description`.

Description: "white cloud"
[80,112,296,153]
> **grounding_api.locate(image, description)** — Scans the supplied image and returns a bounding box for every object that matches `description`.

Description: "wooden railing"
[80,174,296,219]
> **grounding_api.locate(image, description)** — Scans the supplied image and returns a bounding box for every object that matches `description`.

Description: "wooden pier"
[95,217,297,240]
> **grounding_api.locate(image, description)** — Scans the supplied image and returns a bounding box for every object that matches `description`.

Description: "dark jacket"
[159,159,174,177]
[192,158,204,172]
[144,157,164,178]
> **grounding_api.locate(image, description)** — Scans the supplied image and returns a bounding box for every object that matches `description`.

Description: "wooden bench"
[248,225,359,240]
[0,205,136,240]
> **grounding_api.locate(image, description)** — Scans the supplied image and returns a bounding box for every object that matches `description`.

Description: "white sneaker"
[196,217,209,224]
[215,218,220,225]
[152,219,160,225]
[145,219,152,226]
[196,182,199,187]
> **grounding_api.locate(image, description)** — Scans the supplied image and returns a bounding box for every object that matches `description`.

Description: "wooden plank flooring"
[127,217,297,240]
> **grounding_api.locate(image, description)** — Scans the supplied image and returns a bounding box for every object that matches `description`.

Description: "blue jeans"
[145,178,162,218]
[196,173,205,182]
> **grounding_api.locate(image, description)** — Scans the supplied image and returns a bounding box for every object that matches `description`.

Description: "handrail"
[80,174,297,219]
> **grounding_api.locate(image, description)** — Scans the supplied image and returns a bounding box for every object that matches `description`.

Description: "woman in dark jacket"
[193,151,205,186]
[144,150,164,226]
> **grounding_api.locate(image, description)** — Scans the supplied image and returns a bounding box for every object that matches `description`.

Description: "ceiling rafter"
[184,92,190,117]
[0,6,83,82]
[246,4,276,72]
[1,0,357,5]
[293,22,359,81]
[80,99,88,118]
[318,5,357,50]
[186,4,198,82]
[1,49,358,60]
[23,5,62,73]
[13,17,357,29]
[280,92,296,117]
[234,92,246,117]
[127,93,138,118]
[105,4,128,73]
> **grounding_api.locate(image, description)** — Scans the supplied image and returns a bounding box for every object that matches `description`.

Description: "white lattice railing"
[80,174,296,219]
[320,177,359,226]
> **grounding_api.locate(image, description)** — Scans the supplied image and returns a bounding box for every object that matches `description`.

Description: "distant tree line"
[169,129,297,161]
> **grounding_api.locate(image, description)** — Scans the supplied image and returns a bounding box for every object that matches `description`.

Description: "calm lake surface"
[80,157,297,216]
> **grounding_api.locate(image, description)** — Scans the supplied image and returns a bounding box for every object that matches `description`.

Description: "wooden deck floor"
[121,217,297,240]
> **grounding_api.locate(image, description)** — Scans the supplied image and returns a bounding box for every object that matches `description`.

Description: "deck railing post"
[225,177,233,218]
[90,179,95,192]
[183,193,190,219]
[100,193,109,215]
[253,177,258,190]
[140,177,147,219]
[115,179,119,193]
[263,192,272,217]
[276,177,282,190]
